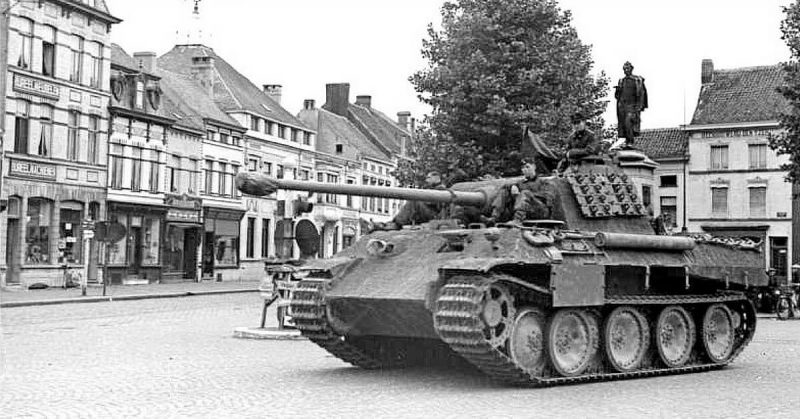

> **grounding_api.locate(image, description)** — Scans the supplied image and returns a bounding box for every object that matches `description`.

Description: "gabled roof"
[158,44,311,131]
[297,108,391,162]
[347,104,409,156]
[635,128,688,160]
[110,44,141,73]
[691,64,787,125]
[157,69,241,132]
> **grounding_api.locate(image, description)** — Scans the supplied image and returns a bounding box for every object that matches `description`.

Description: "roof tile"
[635,128,688,160]
[691,64,787,125]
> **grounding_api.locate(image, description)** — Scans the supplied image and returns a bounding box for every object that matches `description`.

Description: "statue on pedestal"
[614,61,648,148]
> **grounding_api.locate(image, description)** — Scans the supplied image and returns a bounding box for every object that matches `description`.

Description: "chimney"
[303,99,315,110]
[397,111,411,131]
[355,95,372,108]
[133,51,156,73]
[701,59,714,84]
[263,84,282,104]
[324,83,350,116]
[191,56,215,97]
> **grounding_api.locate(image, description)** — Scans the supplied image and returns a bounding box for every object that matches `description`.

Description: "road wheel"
[655,305,696,368]
[702,304,735,364]
[548,308,599,377]
[604,306,650,372]
[481,283,515,350]
[508,308,548,377]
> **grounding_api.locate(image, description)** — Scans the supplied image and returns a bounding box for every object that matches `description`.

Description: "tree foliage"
[404,0,609,181]
[771,1,800,185]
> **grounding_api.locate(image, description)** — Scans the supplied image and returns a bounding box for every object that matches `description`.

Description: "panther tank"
[236,152,766,386]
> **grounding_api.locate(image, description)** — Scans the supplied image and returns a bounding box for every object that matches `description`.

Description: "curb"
[0,288,258,308]
[233,326,306,340]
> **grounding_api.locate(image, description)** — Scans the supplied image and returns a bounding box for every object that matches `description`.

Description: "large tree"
[406,0,608,181]
[771,1,800,184]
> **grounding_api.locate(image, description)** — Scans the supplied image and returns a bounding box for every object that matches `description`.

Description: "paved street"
[1,294,799,418]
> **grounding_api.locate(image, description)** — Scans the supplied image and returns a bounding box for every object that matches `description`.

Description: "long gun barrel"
[236,172,488,206]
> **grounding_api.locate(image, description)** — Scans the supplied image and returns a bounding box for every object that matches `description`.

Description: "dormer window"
[135,80,145,109]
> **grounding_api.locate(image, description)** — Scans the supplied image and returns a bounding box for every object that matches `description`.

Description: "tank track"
[289,278,385,369]
[434,275,757,387]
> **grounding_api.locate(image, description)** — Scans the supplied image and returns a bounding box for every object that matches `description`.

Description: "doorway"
[202,231,214,279]
[128,226,142,276]
[6,219,20,284]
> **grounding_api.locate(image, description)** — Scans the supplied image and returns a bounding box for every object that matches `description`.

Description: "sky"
[105,0,794,131]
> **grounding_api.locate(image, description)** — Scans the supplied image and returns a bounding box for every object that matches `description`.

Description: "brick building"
[1,0,119,287]
[635,128,689,232]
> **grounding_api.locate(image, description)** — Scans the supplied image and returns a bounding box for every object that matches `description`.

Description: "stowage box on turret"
[237,151,765,387]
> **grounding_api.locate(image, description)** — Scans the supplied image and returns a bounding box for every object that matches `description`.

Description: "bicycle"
[774,283,799,320]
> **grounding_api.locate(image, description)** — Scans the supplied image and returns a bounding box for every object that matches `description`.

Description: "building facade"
[685,60,791,283]
[1,0,119,287]
[635,128,689,233]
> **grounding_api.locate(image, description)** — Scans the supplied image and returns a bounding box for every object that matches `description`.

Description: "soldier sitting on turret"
[557,114,602,172]
[482,157,555,226]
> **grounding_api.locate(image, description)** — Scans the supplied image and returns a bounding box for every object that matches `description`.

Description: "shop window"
[107,214,128,264]
[38,104,53,156]
[14,100,29,154]
[660,196,677,228]
[70,35,83,83]
[41,25,56,76]
[88,115,99,164]
[59,202,84,264]
[215,220,239,266]
[16,17,33,69]
[246,217,256,259]
[142,218,160,265]
[26,198,52,265]
[165,225,186,272]
[67,111,80,161]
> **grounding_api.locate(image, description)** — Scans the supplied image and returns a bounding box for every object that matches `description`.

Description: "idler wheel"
[604,306,650,372]
[547,309,599,377]
[702,304,736,364]
[481,283,515,349]
[655,305,696,368]
[508,308,548,376]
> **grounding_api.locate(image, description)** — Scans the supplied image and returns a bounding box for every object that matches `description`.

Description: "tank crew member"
[614,61,648,148]
[482,157,554,226]
[371,170,449,231]
[557,114,601,172]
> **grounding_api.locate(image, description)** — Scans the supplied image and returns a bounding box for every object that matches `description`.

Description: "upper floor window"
[88,42,103,89]
[247,158,258,172]
[291,129,298,142]
[710,145,729,170]
[278,125,286,139]
[749,187,767,217]
[303,132,312,145]
[87,115,99,164]
[14,100,30,154]
[660,175,678,188]
[15,17,33,70]
[41,26,56,77]
[70,36,84,83]
[711,187,728,216]
[748,144,767,170]
[135,81,145,109]
[38,104,53,157]
[250,117,260,132]
[67,111,80,161]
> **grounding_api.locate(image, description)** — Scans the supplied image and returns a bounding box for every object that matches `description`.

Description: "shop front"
[2,177,105,287]
[163,194,203,282]
[202,207,244,281]
[106,202,166,284]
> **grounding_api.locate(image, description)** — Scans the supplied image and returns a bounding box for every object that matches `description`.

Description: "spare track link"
[433,275,756,387]
[289,278,383,369]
